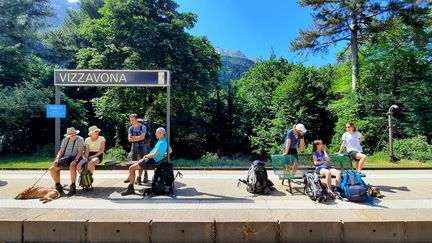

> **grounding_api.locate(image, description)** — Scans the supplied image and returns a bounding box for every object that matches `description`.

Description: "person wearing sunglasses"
[338,122,367,173]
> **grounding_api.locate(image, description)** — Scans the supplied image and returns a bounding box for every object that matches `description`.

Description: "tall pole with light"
[387,105,398,162]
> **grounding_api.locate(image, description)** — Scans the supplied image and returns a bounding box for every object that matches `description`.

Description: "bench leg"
[281,179,285,186]
[287,179,293,195]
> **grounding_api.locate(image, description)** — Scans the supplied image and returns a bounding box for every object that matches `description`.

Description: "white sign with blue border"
[46,104,66,118]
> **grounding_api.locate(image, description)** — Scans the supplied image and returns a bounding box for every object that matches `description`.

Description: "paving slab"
[0,170,431,221]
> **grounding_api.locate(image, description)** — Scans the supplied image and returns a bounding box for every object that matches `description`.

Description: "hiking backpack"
[78,163,93,191]
[239,160,274,194]
[303,172,326,202]
[340,170,370,202]
[151,162,176,195]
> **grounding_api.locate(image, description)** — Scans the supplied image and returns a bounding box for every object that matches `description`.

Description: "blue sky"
[176,0,345,66]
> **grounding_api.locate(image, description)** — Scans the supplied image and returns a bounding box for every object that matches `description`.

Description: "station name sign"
[54,70,169,87]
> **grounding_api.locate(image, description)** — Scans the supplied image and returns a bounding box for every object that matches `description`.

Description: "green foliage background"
[0,0,431,162]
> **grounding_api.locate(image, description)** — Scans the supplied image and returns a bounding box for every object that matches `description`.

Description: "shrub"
[105,147,127,161]
[201,152,219,161]
[390,135,432,161]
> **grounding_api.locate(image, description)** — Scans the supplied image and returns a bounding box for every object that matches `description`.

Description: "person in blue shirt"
[312,139,340,199]
[121,127,171,196]
[283,123,307,176]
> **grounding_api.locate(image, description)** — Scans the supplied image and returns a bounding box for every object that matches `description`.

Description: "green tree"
[65,0,221,158]
[0,0,53,86]
[235,56,335,156]
[291,0,430,92]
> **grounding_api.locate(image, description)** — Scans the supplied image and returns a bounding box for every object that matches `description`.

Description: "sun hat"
[295,123,307,133]
[88,125,101,135]
[64,127,80,137]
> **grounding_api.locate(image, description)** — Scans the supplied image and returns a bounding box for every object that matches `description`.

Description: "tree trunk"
[350,17,359,93]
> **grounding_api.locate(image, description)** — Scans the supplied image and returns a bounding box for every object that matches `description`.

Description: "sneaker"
[121,184,135,196]
[327,190,337,200]
[143,173,149,183]
[135,176,142,185]
[124,177,130,183]
[68,183,76,196]
[55,183,64,194]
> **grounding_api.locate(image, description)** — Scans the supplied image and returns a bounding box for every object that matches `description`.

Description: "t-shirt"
[85,136,106,152]
[128,124,147,148]
[60,136,84,157]
[283,129,304,150]
[150,138,168,163]
[312,151,327,166]
[342,131,363,153]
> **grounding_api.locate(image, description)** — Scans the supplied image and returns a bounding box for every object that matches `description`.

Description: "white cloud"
[67,0,80,3]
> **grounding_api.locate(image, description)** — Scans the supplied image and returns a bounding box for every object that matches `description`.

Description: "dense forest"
[0,0,431,161]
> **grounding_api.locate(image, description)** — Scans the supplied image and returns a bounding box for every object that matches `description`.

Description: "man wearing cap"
[283,123,307,176]
[121,127,169,196]
[49,127,85,195]
[77,125,105,175]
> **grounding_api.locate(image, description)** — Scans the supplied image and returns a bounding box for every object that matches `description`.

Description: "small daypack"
[151,162,176,195]
[239,160,274,194]
[78,163,93,191]
[303,172,326,202]
[340,170,370,202]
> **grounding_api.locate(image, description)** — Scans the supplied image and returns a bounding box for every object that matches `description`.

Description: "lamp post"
[387,105,398,162]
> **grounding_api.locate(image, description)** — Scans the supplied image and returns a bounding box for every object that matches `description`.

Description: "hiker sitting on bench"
[283,123,307,176]
[77,125,105,176]
[312,140,340,198]
[121,127,168,196]
[49,127,84,196]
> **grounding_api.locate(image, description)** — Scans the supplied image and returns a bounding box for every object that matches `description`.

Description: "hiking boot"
[121,184,135,196]
[124,177,130,183]
[68,183,76,196]
[135,176,142,185]
[55,183,64,194]
[143,173,149,183]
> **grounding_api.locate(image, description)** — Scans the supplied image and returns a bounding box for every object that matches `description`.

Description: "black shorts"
[348,151,360,161]
[286,148,299,164]
[137,158,158,170]
[315,163,333,174]
[131,146,146,161]
[58,156,74,168]
[89,151,103,163]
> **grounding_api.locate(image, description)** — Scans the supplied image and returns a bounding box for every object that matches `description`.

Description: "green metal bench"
[270,154,366,194]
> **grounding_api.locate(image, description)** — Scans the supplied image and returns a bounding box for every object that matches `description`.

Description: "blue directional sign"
[46,105,66,118]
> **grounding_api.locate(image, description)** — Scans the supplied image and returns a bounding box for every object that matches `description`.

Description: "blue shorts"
[315,163,332,174]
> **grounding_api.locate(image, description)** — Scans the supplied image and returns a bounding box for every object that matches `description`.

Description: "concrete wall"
[4,220,432,242]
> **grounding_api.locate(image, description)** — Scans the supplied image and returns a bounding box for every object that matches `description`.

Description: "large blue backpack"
[340,170,371,202]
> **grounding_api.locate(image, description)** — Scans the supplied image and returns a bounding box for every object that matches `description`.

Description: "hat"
[64,127,80,137]
[88,125,101,135]
[295,124,307,133]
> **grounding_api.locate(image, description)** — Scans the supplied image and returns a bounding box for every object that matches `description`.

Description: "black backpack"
[303,172,326,202]
[78,163,93,191]
[239,160,274,194]
[143,162,182,196]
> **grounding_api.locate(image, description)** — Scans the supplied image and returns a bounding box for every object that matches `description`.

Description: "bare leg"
[330,169,341,187]
[49,165,60,184]
[292,161,298,175]
[320,168,332,190]
[69,163,77,184]
[355,153,367,173]
[87,158,99,174]
[128,163,141,185]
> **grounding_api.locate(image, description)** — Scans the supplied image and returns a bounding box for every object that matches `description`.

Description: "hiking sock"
[55,183,64,194]
[143,172,149,183]
[135,176,142,185]
[68,183,76,196]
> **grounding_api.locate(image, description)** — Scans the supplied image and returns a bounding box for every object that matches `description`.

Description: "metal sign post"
[54,70,171,161]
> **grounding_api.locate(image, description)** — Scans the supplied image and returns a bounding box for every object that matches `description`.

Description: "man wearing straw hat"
[49,127,84,195]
